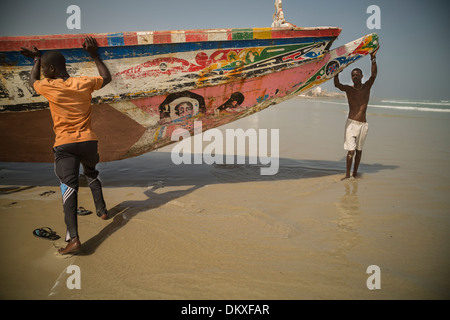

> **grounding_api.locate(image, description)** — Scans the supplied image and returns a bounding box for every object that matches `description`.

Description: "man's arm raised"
[82,36,112,88]
[333,71,350,92]
[365,49,378,88]
[20,46,41,88]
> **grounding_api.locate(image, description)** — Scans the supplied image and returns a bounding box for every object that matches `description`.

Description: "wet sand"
[1,99,449,299]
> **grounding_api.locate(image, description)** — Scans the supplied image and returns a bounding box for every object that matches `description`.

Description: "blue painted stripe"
[2,36,334,66]
[107,33,125,46]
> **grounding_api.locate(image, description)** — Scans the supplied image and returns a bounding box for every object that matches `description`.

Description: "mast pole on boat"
[272,0,296,28]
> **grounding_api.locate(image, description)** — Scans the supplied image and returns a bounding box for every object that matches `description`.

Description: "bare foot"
[341,175,351,181]
[58,237,81,255]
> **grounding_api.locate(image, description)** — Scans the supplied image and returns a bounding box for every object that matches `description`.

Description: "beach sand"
[1,99,449,300]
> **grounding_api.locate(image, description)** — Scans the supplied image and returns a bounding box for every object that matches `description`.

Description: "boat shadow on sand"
[0,153,398,255]
[77,154,397,255]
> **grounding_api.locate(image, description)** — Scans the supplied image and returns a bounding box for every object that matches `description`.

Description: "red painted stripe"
[272,28,341,39]
[0,33,110,51]
[95,36,109,47]
[123,32,138,46]
[185,30,208,42]
[227,30,233,41]
[153,31,172,44]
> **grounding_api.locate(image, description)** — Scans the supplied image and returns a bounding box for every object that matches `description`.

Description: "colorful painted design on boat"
[0,27,339,110]
[0,27,378,163]
[295,32,379,93]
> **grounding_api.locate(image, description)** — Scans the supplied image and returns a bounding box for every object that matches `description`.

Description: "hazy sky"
[1,0,449,100]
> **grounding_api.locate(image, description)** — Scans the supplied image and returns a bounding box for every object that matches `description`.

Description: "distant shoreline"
[296,87,346,100]
[296,95,346,100]
[296,93,346,100]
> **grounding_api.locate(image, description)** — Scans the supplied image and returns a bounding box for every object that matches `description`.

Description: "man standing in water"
[334,50,378,180]
[20,36,112,254]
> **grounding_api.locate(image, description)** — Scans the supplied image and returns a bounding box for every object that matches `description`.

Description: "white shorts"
[344,119,369,151]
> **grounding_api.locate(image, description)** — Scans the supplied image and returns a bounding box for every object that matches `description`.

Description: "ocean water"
[376,99,450,113]
[318,98,450,114]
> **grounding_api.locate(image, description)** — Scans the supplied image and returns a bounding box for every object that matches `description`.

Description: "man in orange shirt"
[20,36,112,255]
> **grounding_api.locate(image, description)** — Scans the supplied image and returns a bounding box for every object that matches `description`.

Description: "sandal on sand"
[77,206,92,215]
[33,227,61,240]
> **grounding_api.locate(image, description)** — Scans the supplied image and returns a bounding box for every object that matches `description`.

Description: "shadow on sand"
[1,153,398,255]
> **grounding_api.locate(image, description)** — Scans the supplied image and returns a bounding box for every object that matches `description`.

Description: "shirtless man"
[334,50,378,180]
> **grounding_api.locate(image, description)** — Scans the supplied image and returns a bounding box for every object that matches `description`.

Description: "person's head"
[41,51,67,79]
[351,68,363,85]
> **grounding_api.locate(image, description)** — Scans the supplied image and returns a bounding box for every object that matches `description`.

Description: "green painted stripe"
[232,28,254,40]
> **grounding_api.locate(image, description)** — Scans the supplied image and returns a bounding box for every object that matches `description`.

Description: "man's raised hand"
[82,36,99,58]
[20,46,41,59]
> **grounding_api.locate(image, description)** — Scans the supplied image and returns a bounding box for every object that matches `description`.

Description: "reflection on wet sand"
[330,179,363,284]
[335,180,361,233]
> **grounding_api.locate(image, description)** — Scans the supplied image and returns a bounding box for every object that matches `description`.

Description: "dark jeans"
[54,141,107,240]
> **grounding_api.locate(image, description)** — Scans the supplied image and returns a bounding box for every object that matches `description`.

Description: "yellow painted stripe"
[253,28,272,40]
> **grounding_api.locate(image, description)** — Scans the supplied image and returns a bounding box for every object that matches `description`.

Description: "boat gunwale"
[0,27,341,52]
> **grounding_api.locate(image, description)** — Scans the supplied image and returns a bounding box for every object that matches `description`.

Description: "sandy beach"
[1,98,449,300]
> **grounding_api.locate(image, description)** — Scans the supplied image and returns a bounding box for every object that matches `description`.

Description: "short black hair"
[352,68,363,74]
[41,51,66,69]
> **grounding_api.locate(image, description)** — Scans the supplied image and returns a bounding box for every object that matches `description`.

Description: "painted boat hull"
[0,28,378,162]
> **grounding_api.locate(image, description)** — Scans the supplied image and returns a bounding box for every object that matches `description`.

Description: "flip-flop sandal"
[77,206,92,215]
[33,227,61,240]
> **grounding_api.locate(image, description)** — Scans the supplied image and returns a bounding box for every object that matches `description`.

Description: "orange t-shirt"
[34,76,103,147]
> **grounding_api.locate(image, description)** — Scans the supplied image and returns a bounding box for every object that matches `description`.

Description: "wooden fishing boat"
[0,5,379,163]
